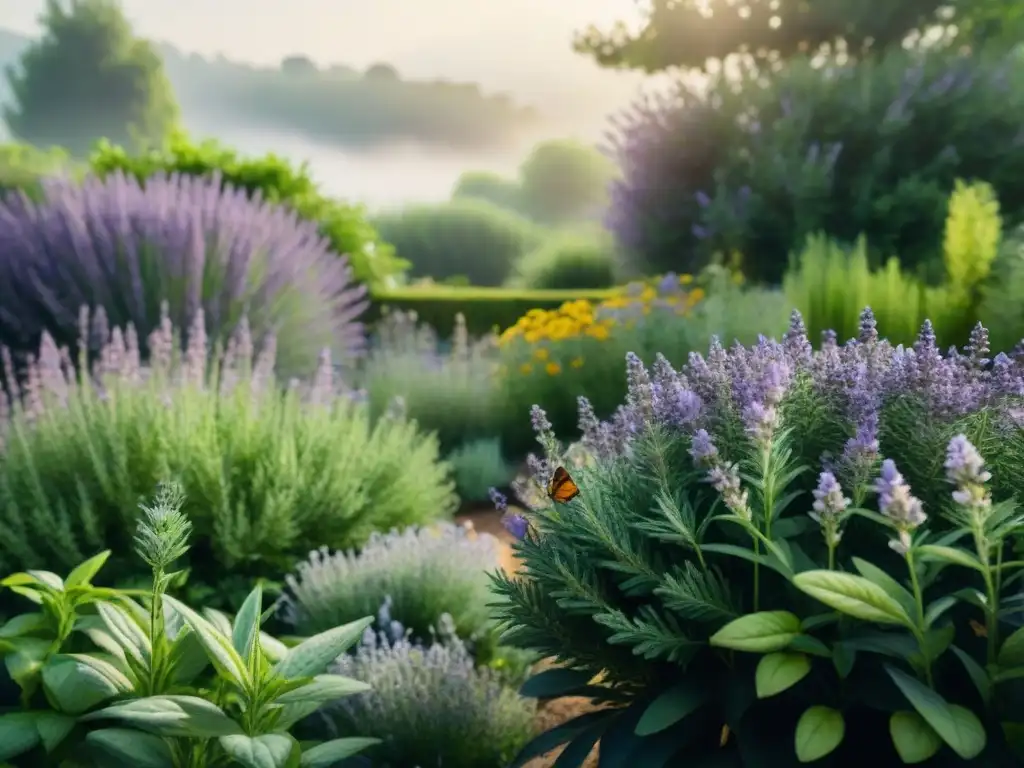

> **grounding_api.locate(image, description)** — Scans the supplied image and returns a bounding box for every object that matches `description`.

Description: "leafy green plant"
[491,311,1024,766]
[0,483,378,767]
[446,438,517,502]
[978,224,1024,352]
[509,227,622,290]
[784,234,958,347]
[0,310,456,605]
[372,199,541,286]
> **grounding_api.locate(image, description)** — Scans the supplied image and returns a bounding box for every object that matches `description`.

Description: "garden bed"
[454,507,602,768]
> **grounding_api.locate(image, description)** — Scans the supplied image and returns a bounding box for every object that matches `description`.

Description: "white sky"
[2,1,643,73]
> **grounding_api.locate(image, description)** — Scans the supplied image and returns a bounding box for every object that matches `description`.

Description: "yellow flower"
[689,288,706,303]
[545,362,562,376]
[586,325,610,341]
[570,357,584,369]
[680,273,694,285]
[533,347,549,361]
[524,330,540,343]
[519,363,533,375]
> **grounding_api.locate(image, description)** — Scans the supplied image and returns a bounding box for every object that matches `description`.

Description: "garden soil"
[454,507,602,768]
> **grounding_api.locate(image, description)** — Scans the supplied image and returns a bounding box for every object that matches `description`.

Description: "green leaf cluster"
[0,486,377,767]
[492,385,1024,766]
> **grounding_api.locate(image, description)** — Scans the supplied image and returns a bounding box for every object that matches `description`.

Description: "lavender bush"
[607,46,1024,282]
[281,523,500,647]
[0,170,367,379]
[492,309,1024,766]
[0,307,456,606]
[319,606,535,768]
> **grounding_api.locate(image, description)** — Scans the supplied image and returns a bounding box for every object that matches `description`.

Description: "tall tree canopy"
[4,0,179,156]
[573,0,1019,72]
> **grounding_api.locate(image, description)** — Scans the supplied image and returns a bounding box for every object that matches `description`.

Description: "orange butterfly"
[969,619,987,638]
[548,466,580,504]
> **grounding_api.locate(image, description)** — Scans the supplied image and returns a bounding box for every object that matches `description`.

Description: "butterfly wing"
[548,466,580,503]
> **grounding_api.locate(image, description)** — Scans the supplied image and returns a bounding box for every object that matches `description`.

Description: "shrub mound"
[0,170,367,379]
[493,309,1024,765]
[510,228,621,290]
[0,308,456,604]
[372,199,539,286]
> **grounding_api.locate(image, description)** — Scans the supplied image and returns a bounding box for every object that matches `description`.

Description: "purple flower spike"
[690,429,718,465]
[502,513,529,540]
[875,459,926,553]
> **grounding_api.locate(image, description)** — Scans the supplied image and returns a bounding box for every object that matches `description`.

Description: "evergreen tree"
[3,0,179,156]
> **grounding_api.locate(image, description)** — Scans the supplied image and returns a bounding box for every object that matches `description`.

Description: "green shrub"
[359,309,501,453]
[451,170,523,213]
[517,138,616,225]
[0,142,76,199]
[509,227,622,289]
[371,199,540,286]
[281,523,500,648]
[367,286,617,338]
[492,312,1024,766]
[446,438,517,502]
[979,224,1024,352]
[322,612,535,768]
[0,484,377,766]
[88,132,405,288]
[607,46,1024,282]
[0,310,456,607]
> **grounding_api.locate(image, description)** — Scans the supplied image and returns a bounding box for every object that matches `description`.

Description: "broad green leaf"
[260,632,289,663]
[885,665,986,759]
[86,728,175,768]
[519,668,593,699]
[273,674,370,706]
[709,611,801,653]
[786,635,831,658]
[6,585,45,604]
[300,737,381,766]
[219,733,296,768]
[232,586,264,666]
[889,711,942,763]
[951,645,991,704]
[82,695,244,738]
[923,596,958,629]
[97,602,152,666]
[163,596,250,690]
[203,608,234,637]
[42,653,134,714]
[0,713,41,760]
[794,706,845,763]
[998,625,1024,668]
[851,558,916,616]
[168,627,210,685]
[274,616,374,679]
[0,613,48,638]
[792,571,913,627]
[26,571,65,591]
[65,551,112,589]
[755,653,811,699]
[34,712,76,752]
[916,545,984,572]
[634,683,705,736]
[5,636,51,692]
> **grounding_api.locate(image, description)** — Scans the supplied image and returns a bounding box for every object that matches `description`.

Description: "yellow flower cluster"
[497,274,706,377]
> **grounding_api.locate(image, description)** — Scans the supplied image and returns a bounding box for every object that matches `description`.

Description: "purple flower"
[707,462,750,520]
[488,488,508,514]
[502,513,529,540]
[689,429,718,465]
[944,435,990,487]
[810,472,849,547]
[875,459,926,553]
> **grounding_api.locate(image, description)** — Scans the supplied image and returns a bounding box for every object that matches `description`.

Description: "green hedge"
[368,286,617,336]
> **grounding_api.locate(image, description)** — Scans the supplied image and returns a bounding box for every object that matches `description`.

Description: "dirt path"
[455,508,602,768]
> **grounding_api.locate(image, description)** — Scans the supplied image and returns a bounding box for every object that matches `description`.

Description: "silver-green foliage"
[0,308,457,594]
[0,484,378,767]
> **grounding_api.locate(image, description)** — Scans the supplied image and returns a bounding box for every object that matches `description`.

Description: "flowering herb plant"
[0,484,377,767]
[491,309,1024,766]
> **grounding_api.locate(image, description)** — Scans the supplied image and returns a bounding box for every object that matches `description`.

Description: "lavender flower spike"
[502,513,530,540]
[875,459,926,554]
[689,429,718,466]
[944,435,992,513]
[810,471,849,547]
[707,463,751,521]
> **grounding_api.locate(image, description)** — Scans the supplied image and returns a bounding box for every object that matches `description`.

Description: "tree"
[281,54,318,76]
[364,62,400,82]
[518,139,617,225]
[572,0,1017,73]
[3,0,179,156]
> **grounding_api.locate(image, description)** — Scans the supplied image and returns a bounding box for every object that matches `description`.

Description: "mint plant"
[491,311,1024,766]
[0,483,377,767]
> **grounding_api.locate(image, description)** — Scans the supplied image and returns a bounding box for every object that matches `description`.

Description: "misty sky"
[3,1,645,91]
